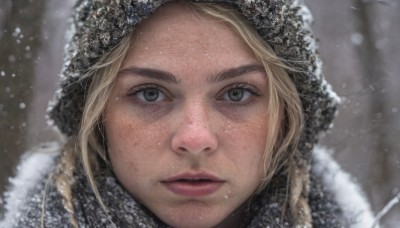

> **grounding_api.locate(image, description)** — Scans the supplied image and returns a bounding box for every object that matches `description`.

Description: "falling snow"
[351,33,364,45]
[8,55,16,63]
[19,103,26,109]
[12,27,21,37]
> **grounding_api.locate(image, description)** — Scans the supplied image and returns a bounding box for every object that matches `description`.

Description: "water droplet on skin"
[224,190,232,200]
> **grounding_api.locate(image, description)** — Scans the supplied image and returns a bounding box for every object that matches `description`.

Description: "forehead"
[135,3,230,43]
[122,2,257,72]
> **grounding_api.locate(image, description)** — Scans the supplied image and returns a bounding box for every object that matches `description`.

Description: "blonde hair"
[55,1,308,226]
[192,4,309,226]
[53,34,132,226]
[192,4,303,184]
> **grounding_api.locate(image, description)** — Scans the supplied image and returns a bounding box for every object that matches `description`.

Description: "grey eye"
[143,88,159,102]
[136,88,166,102]
[225,88,249,102]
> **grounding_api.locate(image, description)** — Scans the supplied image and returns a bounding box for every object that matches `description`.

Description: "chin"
[164,217,222,228]
[154,204,235,228]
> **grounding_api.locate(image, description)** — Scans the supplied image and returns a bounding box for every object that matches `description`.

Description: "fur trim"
[312,146,378,228]
[0,142,59,227]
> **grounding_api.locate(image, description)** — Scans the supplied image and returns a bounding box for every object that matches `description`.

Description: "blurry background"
[0,0,399,226]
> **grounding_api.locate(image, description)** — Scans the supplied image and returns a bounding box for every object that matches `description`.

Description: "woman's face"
[104,3,270,228]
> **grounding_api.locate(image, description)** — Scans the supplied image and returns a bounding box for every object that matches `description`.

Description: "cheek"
[104,106,170,179]
[105,113,140,175]
[224,114,269,151]
[222,114,269,173]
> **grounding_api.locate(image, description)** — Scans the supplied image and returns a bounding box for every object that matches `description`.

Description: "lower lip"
[163,181,224,197]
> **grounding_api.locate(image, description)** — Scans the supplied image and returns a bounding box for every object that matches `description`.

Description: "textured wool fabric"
[48,0,338,163]
[4,154,345,228]
[3,145,378,227]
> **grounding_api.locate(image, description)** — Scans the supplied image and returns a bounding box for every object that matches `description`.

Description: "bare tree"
[351,0,393,211]
[0,0,47,200]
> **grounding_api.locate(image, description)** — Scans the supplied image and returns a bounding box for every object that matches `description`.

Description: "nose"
[171,101,218,155]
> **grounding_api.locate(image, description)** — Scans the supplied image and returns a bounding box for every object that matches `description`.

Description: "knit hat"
[47,0,338,161]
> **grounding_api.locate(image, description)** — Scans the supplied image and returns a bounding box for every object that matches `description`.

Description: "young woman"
[1,0,376,227]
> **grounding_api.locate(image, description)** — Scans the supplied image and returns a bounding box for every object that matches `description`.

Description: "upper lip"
[163,171,224,182]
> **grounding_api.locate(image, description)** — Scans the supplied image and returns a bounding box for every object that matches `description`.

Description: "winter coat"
[0,0,378,227]
[0,143,375,227]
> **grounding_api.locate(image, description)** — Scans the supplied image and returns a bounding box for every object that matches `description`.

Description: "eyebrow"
[208,64,265,82]
[118,67,180,84]
[117,64,265,84]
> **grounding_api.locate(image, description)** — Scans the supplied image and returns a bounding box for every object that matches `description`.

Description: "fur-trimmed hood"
[48,0,338,163]
[1,0,378,227]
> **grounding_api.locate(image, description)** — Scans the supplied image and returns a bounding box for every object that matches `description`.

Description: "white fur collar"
[312,145,378,228]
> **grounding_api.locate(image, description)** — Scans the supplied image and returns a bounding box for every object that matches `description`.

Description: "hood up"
[47,0,339,162]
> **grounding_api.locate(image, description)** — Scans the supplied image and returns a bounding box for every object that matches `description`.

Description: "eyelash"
[127,82,261,105]
[127,84,170,105]
[219,82,261,103]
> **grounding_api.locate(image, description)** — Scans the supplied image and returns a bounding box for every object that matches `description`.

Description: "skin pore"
[104,2,273,228]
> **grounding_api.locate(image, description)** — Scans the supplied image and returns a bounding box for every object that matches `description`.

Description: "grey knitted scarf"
[10,160,345,227]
